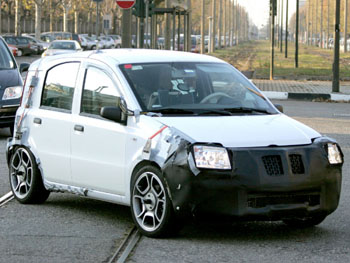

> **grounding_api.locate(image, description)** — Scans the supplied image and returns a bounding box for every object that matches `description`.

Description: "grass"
[211,40,350,80]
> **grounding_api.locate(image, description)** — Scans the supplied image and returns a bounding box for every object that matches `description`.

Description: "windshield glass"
[0,39,15,70]
[120,62,276,115]
[49,41,76,50]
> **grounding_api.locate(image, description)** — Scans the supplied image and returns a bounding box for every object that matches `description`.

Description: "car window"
[41,62,80,111]
[4,37,17,45]
[0,39,15,69]
[81,67,119,116]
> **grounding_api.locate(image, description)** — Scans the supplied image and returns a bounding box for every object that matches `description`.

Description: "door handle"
[74,125,84,132]
[34,118,42,125]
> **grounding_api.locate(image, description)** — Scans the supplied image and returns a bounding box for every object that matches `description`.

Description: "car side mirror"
[19,63,30,73]
[274,104,284,113]
[100,105,127,125]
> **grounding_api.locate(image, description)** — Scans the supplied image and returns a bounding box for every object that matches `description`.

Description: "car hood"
[156,114,321,148]
[0,69,21,90]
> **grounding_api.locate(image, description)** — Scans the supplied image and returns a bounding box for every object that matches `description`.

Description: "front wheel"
[130,165,179,237]
[9,147,50,204]
[283,214,327,228]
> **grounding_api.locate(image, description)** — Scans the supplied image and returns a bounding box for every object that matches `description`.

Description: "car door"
[70,64,127,195]
[28,62,80,185]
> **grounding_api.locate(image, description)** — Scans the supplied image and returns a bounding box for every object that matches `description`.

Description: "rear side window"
[81,67,119,116]
[41,62,80,111]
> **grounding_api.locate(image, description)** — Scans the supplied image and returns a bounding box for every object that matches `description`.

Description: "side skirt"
[44,179,130,206]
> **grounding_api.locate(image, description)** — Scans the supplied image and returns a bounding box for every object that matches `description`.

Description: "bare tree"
[61,0,71,32]
[34,0,45,39]
[15,0,20,35]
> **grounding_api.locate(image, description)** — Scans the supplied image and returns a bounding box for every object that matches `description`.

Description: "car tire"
[92,45,96,50]
[117,44,121,49]
[283,214,327,228]
[17,49,23,57]
[130,165,180,238]
[9,147,50,204]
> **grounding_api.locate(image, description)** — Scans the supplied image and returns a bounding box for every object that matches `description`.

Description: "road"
[0,55,349,262]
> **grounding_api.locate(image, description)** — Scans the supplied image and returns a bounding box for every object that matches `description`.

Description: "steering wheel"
[200,92,233,104]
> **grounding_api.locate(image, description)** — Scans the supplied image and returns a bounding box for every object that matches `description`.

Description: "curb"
[262,91,350,102]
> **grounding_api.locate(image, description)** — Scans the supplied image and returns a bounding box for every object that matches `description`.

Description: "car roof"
[31,49,225,70]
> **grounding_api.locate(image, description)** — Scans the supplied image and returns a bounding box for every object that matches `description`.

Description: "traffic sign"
[116,0,135,9]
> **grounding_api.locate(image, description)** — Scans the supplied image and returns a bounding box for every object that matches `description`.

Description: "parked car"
[109,35,122,48]
[3,36,36,56]
[98,36,115,49]
[7,49,344,238]
[42,40,82,57]
[0,36,29,134]
[22,35,49,54]
[7,44,18,56]
[41,31,81,46]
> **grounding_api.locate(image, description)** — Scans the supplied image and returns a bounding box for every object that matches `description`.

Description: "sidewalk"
[253,80,350,102]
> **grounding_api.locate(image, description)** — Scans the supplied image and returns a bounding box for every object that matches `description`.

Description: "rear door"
[28,62,80,185]
[70,62,128,195]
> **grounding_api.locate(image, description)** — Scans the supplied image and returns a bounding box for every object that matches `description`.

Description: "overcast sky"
[237,0,298,28]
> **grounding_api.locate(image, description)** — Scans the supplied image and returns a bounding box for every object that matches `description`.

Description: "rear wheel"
[283,214,327,228]
[9,147,50,204]
[130,165,180,237]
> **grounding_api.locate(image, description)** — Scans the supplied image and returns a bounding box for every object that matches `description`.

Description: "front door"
[70,65,127,195]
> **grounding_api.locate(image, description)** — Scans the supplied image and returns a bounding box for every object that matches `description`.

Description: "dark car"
[3,36,37,56]
[22,35,47,55]
[0,36,29,134]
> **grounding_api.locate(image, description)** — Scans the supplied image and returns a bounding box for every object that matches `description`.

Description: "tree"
[34,0,45,39]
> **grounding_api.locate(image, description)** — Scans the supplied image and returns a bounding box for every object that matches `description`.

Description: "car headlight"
[193,145,231,170]
[327,143,343,164]
[2,86,23,100]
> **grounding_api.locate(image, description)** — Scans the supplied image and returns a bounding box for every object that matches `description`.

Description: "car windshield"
[120,62,277,115]
[49,42,76,50]
[0,39,15,70]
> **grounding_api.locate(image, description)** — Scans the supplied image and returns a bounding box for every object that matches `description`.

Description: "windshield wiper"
[196,109,232,116]
[146,108,196,116]
[224,107,273,114]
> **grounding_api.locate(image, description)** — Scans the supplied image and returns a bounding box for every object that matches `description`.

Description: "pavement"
[253,80,350,102]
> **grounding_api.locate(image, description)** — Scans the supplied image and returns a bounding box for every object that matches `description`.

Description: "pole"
[208,16,213,53]
[327,0,329,49]
[218,0,222,49]
[0,0,2,35]
[165,0,171,50]
[201,0,205,53]
[320,0,323,48]
[307,0,310,45]
[211,0,216,52]
[172,10,176,50]
[121,9,132,48]
[333,0,340,92]
[295,0,299,68]
[270,0,275,80]
[285,0,288,58]
[345,0,348,52]
[145,0,149,48]
[280,0,284,52]
[96,1,100,37]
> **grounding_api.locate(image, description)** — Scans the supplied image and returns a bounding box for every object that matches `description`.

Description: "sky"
[237,0,299,29]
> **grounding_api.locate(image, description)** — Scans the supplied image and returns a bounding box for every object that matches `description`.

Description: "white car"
[42,40,82,57]
[7,49,343,238]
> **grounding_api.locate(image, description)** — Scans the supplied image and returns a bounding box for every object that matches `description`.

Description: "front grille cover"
[289,154,305,174]
[262,155,284,176]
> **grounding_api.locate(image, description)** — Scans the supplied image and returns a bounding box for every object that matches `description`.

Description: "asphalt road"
[0,55,349,262]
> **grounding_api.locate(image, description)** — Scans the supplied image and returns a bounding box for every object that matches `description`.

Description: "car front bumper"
[0,105,19,127]
[162,137,343,220]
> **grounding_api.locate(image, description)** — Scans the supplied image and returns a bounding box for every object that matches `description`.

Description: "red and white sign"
[116,0,136,9]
